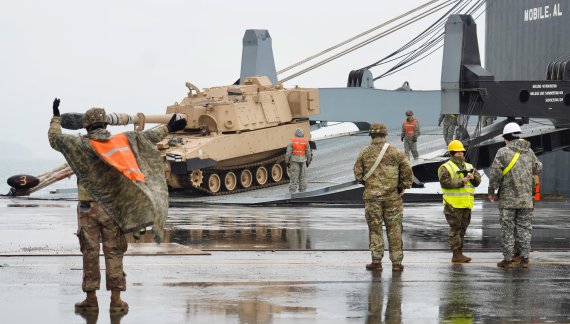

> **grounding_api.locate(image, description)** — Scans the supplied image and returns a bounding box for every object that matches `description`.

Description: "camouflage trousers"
[364,198,404,264]
[499,208,533,260]
[481,116,495,127]
[289,161,308,193]
[77,201,128,292]
[403,137,418,160]
[442,123,456,146]
[443,204,471,250]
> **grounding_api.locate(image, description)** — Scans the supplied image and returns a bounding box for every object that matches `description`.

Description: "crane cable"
[278,0,457,83]
[276,0,443,76]
[373,0,487,80]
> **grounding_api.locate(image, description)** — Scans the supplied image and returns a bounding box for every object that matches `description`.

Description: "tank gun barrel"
[61,112,187,131]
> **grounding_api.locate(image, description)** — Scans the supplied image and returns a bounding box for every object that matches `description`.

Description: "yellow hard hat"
[447,140,465,152]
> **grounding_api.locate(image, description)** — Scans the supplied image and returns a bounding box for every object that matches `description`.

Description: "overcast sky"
[0,0,485,161]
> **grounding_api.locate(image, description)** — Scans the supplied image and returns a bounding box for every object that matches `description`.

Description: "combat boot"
[75,291,99,313]
[459,248,472,262]
[497,260,513,268]
[512,252,521,263]
[520,258,529,268]
[109,290,129,314]
[365,262,382,271]
[451,249,471,263]
[392,263,404,272]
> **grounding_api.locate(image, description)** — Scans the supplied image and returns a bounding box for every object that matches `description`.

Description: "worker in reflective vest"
[487,122,542,269]
[401,110,420,160]
[285,128,312,193]
[438,140,481,263]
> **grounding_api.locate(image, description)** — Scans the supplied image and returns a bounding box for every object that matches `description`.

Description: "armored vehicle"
[142,75,319,195]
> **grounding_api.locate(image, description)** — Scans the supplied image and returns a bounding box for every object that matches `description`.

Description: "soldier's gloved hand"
[167,113,187,132]
[412,136,417,142]
[400,136,404,142]
[52,98,61,117]
[438,122,442,127]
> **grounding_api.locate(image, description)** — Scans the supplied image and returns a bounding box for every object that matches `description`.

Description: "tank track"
[185,155,290,196]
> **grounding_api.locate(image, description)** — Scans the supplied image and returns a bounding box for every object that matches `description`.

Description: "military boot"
[75,291,99,313]
[459,248,472,262]
[451,249,471,263]
[512,252,521,263]
[520,258,529,268]
[110,290,129,314]
[365,262,382,271]
[392,263,404,271]
[497,260,513,268]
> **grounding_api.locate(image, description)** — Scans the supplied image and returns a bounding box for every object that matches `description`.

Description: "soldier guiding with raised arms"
[48,98,187,314]
[354,123,412,272]
[488,122,542,269]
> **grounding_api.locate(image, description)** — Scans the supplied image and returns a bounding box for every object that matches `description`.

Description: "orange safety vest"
[291,138,308,156]
[533,175,541,201]
[403,119,417,136]
[90,133,145,182]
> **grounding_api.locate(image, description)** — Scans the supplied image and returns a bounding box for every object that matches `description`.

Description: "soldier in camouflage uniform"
[438,140,481,263]
[488,122,542,268]
[401,110,420,160]
[480,115,496,127]
[354,123,413,271]
[438,113,458,146]
[48,98,186,313]
[285,128,312,193]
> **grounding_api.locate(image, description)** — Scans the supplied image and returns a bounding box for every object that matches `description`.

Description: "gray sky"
[0,0,485,161]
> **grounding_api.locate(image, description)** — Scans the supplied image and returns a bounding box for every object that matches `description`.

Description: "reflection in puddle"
[366,272,402,324]
[124,203,570,250]
[181,284,317,324]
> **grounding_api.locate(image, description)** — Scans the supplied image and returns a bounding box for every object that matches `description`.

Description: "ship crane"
[412,14,570,183]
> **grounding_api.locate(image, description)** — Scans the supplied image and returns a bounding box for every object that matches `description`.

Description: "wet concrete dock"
[1,198,570,323]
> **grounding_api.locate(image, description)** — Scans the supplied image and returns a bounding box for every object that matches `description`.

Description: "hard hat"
[369,122,388,136]
[84,107,108,128]
[448,140,466,152]
[294,128,304,138]
[405,110,413,116]
[503,122,522,135]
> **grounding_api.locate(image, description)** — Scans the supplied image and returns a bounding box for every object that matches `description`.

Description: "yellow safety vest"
[439,160,475,209]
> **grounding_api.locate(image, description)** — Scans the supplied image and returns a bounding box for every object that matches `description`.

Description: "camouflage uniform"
[480,115,496,127]
[48,115,169,293]
[488,139,542,261]
[285,129,312,193]
[438,114,458,146]
[401,115,420,160]
[438,156,481,250]
[354,134,413,265]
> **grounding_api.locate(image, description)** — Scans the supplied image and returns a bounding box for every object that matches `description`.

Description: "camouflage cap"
[295,128,304,138]
[83,107,108,128]
[369,122,387,136]
[405,110,413,116]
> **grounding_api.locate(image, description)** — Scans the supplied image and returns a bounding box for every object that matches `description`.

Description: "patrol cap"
[295,128,304,138]
[405,110,413,116]
[369,122,388,136]
[84,107,108,128]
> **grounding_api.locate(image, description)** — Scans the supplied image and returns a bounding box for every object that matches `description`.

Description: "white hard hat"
[503,122,522,135]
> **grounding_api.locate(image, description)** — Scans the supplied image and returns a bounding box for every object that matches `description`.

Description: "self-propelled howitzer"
[143,76,319,195]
